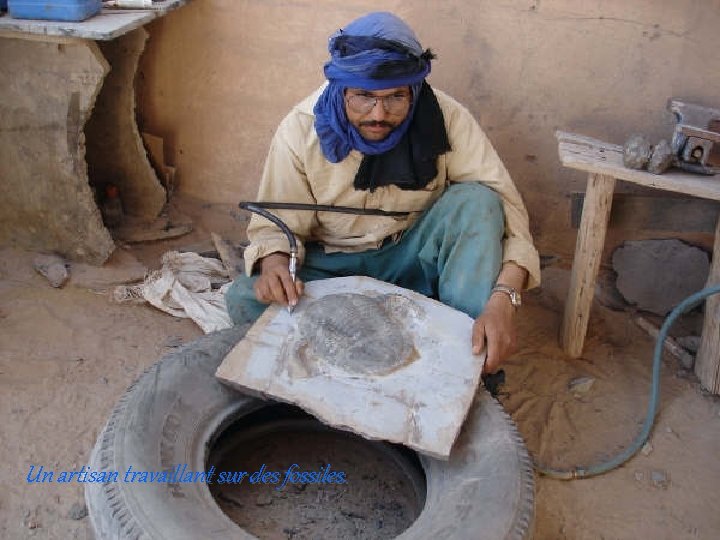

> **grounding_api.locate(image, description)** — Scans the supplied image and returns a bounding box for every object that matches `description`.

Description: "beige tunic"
[244,86,540,289]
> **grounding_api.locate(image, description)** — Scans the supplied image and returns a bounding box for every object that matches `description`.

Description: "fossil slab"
[216,276,486,459]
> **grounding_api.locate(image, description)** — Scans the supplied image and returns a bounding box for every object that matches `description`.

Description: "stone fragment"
[647,139,674,174]
[651,469,670,489]
[33,254,69,288]
[216,276,486,459]
[641,442,653,456]
[612,239,710,316]
[623,134,652,169]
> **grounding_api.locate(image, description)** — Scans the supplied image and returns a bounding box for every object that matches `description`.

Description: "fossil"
[296,293,419,376]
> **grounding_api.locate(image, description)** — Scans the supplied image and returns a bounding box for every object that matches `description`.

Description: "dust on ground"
[0,196,719,539]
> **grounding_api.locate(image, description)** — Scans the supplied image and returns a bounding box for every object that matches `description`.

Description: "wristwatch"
[491,284,522,308]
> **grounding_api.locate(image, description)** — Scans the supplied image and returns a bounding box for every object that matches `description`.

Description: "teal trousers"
[225,183,504,325]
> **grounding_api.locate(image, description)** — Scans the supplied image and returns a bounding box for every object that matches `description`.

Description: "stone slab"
[86,28,167,219]
[0,37,115,263]
[216,276,486,459]
[612,239,710,316]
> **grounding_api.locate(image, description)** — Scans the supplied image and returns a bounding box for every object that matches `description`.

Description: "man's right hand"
[253,252,304,307]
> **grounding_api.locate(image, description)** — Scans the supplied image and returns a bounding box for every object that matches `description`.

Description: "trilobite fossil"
[296,293,419,376]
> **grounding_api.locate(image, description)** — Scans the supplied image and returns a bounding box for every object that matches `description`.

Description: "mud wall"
[137,0,720,258]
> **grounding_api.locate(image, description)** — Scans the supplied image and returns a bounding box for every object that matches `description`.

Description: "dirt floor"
[1,196,719,539]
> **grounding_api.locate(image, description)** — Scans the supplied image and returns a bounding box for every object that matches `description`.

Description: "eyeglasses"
[345,92,411,115]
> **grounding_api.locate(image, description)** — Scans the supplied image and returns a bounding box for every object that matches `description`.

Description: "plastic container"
[8,0,102,22]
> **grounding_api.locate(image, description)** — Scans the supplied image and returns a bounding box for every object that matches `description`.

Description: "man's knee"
[441,183,503,226]
[224,274,265,325]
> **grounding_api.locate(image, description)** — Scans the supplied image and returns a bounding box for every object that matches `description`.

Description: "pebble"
[641,442,653,456]
[651,469,670,489]
[32,254,70,288]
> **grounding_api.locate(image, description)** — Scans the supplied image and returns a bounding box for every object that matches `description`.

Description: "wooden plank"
[695,213,720,394]
[556,131,720,202]
[0,1,188,41]
[562,173,616,357]
[570,192,720,232]
[211,233,243,279]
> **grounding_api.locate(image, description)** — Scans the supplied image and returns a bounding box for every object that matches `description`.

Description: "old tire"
[86,326,534,539]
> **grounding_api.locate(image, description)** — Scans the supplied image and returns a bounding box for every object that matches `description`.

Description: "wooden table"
[557,131,720,394]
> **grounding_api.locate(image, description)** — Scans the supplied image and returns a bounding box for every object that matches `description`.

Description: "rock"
[67,502,88,520]
[216,276,486,459]
[623,134,652,169]
[32,254,69,288]
[651,469,670,489]
[676,335,702,354]
[641,442,653,456]
[612,240,710,316]
[647,139,674,174]
[568,376,595,395]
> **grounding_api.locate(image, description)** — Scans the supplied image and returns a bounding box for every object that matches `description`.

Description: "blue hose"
[537,283,720,479]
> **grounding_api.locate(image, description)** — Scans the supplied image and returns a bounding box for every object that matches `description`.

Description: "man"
[225,12,540,374]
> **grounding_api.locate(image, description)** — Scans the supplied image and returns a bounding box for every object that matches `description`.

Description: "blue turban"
[313,12,434,163]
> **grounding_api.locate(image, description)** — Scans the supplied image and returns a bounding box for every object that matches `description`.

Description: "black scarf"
[353,82,451,192]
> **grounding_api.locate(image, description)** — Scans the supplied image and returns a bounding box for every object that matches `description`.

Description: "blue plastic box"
[8,0,102,21]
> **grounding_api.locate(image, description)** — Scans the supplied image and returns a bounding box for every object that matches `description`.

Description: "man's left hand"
[472,293,517,374]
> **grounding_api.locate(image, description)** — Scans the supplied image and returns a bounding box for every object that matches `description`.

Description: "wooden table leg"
[561,173,616,357]
[695,213,720,394]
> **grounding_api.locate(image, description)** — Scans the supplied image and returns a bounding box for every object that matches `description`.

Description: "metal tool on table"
[623,98,720,175]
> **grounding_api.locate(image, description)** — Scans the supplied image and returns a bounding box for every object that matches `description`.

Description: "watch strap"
[491,284,522,308]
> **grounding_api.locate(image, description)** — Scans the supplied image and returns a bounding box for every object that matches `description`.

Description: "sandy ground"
[1,198,719,539]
